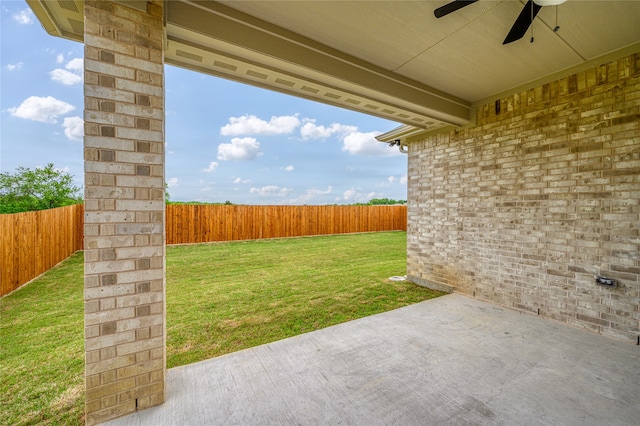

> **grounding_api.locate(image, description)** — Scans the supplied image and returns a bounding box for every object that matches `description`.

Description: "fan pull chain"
[553,5,560,32]
[530,1,535,43]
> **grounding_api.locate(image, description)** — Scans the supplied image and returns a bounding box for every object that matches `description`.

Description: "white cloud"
[220,114,300,136]
[340,188,378,203]
[6,62,23,71]
[342,131,400,157]
[56,54,65,64]
[388,174,407,184]
[342,188,356,201]
[13,9,34,24]
[50,58,83,85]
[65,58,83,72]
[281,165,294,172]
[203,162,219,172]
[167,178,179,188]
[62,116,84,141]
[300,121,357,140]
[288,186,333,204]
[9,96,75,123]
[250,185,292,197]
[217,137,262,161]
[233,177,251,184]
[50,69,82,85]
[299,121,398,156]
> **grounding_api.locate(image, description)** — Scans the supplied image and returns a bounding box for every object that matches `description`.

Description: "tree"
[367,198,406,205]
[0,164,82,213]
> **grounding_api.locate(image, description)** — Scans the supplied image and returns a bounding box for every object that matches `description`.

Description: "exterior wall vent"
[176,50,203,62]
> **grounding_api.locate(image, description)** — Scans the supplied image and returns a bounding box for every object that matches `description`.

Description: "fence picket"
[1,205,84,296]
[1,204,406,295]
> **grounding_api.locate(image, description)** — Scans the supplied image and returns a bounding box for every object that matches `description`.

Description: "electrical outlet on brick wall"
[595,275,616,287]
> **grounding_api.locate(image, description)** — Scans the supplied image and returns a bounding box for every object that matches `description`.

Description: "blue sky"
[1,1,407,205]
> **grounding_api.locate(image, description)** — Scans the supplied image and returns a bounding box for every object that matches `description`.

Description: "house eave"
[376,124,455,146]
[25,0,473,129]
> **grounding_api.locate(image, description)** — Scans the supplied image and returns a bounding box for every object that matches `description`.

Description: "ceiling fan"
[434,0,566,44]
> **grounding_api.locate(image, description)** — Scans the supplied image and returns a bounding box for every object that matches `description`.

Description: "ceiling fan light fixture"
[533,0,566,6]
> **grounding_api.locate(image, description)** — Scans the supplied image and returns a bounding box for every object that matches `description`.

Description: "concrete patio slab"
[105,294,640,425]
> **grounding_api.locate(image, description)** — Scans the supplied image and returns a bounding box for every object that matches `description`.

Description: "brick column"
[83,1,165,424]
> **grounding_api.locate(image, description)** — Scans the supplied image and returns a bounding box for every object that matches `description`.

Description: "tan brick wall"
[408,51,640,343]
[83,1,165,424]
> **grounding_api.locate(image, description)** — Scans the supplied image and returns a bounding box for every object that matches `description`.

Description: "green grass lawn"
[1,231,443,425]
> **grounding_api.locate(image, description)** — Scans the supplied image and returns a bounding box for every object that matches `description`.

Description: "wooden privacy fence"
[166,204,407,244]
[1,204,406,296]
[1,204,83,296]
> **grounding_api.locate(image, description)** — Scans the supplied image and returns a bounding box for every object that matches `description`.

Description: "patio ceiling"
[27,0,640,133]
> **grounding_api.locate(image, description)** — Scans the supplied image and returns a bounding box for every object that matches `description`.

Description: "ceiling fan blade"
[503,0,542,44]
[434,0,479,19]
